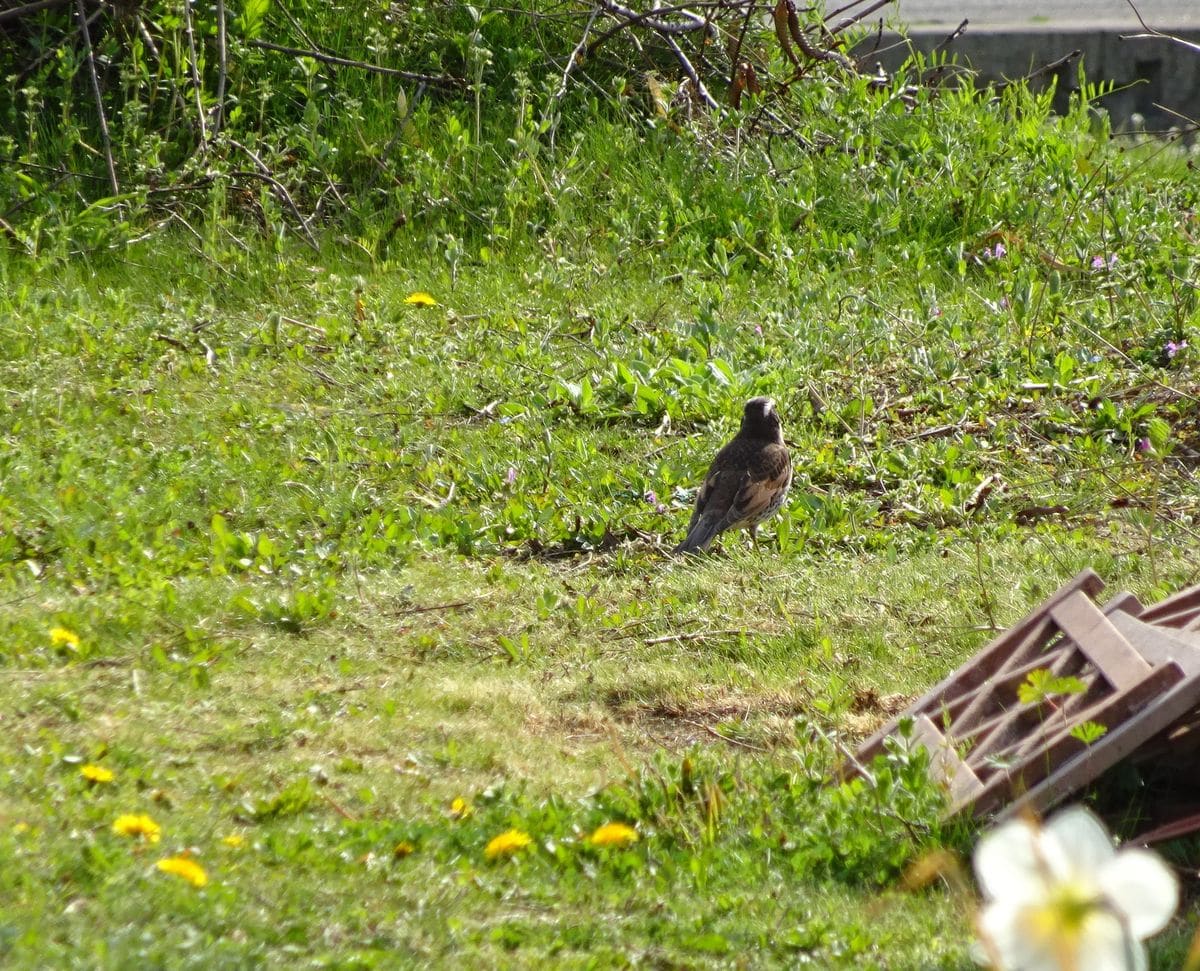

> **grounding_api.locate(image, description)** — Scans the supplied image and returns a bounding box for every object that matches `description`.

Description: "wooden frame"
[848,570,1200,819]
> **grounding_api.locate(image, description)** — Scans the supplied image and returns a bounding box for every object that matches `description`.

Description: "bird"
[673,396,792,555]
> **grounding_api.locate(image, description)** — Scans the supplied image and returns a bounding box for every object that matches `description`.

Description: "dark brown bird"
[673,396,792,554]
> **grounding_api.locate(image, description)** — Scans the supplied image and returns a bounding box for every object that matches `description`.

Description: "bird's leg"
[749,524,759,548]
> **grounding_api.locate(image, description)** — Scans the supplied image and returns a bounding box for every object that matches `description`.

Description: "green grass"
[4,46,1200,968]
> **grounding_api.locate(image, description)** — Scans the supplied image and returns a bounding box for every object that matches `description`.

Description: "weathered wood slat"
[958,652,1091,768]
[1103,591,1143,617]
[1109,611,1200,674]
[851,570,1105,767]
[1049,591,1150,688]
[1003,669,1161,763]
[951,619,1063,732]
[992,661,1196,819]
[1143,604,1200,630]
[1138,584,1200,623]
[911,714,985,806]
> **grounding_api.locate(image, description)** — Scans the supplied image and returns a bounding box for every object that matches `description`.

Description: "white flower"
[973,806,1177,971]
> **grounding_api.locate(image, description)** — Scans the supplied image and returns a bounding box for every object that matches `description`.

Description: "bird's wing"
[713,455,791,533]
[687,463,747,530]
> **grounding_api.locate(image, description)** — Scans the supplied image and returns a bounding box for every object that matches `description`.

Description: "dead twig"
[0,0,69,23]
[74,0,119,195]
[789,8,856,72]
[727,0,757,87]
[136,16,191,120]
[644,629,749,645]
[247,39,462,88]
[181,0,209,147]
[213,0,229,136]
[549,2,601,145]
[389,600,476,617]
[1120,0,1200,55]
[229,168,319,251]
[322,794,358,821]
[682,718,770,752]
[827,0,895,36]
[995,49,1082,91]
[228,138,319,250]
[594,0,708,37]
[587,0,725,56]
[933,18,969,53]
[660,30,721,111]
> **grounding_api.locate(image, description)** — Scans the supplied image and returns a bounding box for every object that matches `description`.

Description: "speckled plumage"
[673,396,792,554]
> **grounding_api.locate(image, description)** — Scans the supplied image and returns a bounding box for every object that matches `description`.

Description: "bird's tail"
[672,516,722,555]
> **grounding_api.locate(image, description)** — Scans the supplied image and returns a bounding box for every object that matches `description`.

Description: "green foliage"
[2,2,1200,966]
[1017,669,1088,706]
[1069,720,1108,745]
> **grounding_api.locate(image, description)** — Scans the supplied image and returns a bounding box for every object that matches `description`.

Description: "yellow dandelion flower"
[392,840,416,859]
[80,764,114,784]
[156,855,208,888]
[588,822,639,848]
[50,626,80,649]
[485,829,533,861]
[403,291,438,307]
[112,813,161,844]
[221,834,245,848]
[13,822,30,835]
[449,797,473,820]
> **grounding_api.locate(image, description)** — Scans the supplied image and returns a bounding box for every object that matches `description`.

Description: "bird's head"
[739,396,783,442]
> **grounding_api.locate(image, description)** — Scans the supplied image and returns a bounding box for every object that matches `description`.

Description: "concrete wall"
[853,28,1200,129]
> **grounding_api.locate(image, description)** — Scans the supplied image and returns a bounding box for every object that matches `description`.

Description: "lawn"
[3,7,1200,965]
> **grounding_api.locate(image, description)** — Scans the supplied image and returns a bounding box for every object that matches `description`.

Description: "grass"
[4,43,1200,967]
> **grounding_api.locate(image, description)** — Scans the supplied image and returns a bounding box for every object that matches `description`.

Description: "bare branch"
[0,0,69,24]
[661,30,722,112]
[74,0,118,195]
[228,139,319,251]
[594,0,708,37]
[1120,31,1200,56]
[181,0,208,146]
[135,16,190,120]
[827,0,895,35]
[1120,0,1200,55]
[247,39,462,88]
[994,49,1081,91]
[587,0,727,56]
[213,0,229,136]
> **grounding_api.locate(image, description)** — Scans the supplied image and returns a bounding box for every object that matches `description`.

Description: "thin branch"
[74,0,118,195]
[827,0,894,36]
[790,9,857,72]
[594,0,708,37]
[1120,0,1200,55]
[0,0,69,23]
[181,0,208,146]
[229,169,319,251]
[247,39,462,88]
[587,0,726,55]
[644,629,748,645]
[212,0,228,135]
[661,30,722,112]
[681,718,770,752]
[933,17,968,53]
[728,0,756,86]
[994,49,1081,91]
[554,3,600,104]
[389,600,476,616]
[824,0,890,24]
[135,16,190,120]
[548,3,601,148]
[1120,30,1200,56]
[228,139,319,251]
